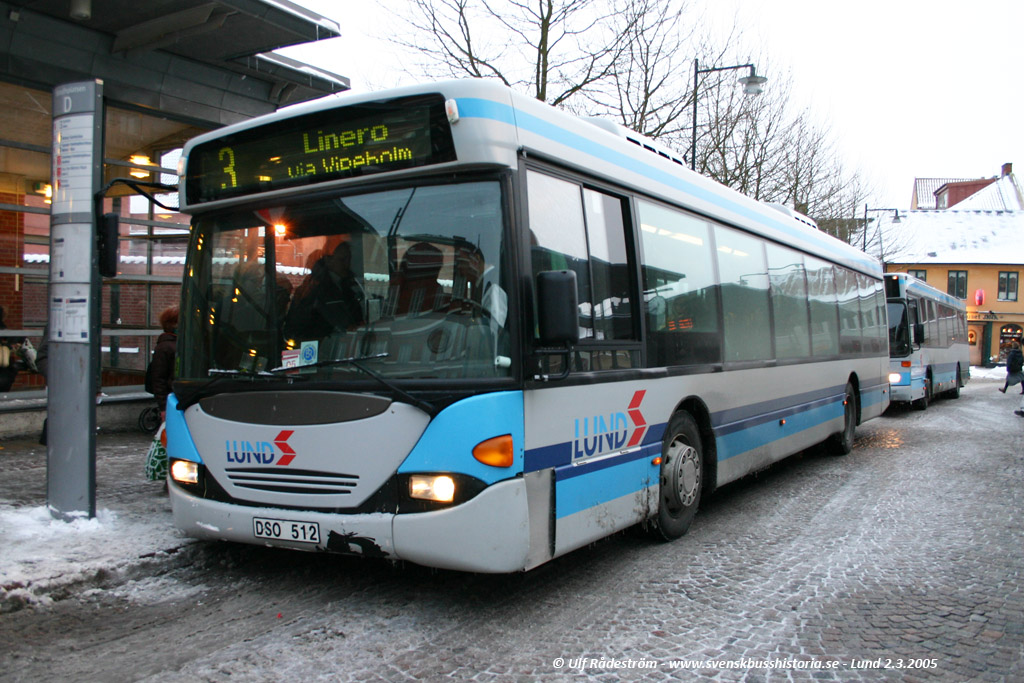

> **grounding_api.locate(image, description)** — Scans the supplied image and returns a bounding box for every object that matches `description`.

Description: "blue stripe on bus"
[711,385,842,435]
[527,382,861,473]
[165,393,204,464]
[861,383,888,409]
[455,97,880,275]
[455,96,517,126]
[524,423,666,474]
[715,400,843,461]
[555,453,656,519]
[553,443,663,481]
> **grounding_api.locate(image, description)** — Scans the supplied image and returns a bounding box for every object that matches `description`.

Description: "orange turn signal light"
[473,434,514,468]
[901,361,912,368]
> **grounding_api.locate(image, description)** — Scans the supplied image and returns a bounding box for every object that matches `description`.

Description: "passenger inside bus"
[284,238,366,340]
[390,241,446,315]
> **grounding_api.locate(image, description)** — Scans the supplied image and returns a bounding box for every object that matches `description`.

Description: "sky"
[281,0,1022,210]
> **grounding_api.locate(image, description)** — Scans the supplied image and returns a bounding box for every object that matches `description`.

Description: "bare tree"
[392,0,876,249]
[397,0,630,105]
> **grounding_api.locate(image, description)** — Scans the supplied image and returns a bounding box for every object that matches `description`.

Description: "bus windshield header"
[185,94,457,204]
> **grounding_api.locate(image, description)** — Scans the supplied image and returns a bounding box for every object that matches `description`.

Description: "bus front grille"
[224,468,359,495]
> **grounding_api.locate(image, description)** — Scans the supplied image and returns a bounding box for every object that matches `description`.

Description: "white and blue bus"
[166,79,890,572]
[885,273,969,409]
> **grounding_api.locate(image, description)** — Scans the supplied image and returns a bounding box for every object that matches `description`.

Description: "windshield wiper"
[270,353,436,415]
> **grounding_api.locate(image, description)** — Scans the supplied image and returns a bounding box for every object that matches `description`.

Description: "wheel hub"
[665,439,700,510]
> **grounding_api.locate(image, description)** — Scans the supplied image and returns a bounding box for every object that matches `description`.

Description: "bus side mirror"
[97,212,119,278]
[914,322,925,344]
[536,270,579,346]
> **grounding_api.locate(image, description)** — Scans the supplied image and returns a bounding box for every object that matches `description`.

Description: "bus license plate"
[253,517,321,544]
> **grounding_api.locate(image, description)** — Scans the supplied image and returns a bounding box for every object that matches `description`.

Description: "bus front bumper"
[168,476,531,573]
[889,377,926,403]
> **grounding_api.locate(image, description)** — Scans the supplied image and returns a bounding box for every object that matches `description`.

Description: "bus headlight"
[170,459,199,485]
[409,474,456,503]
[888,373,903,384]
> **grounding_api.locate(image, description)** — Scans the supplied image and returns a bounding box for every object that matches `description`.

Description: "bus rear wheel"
[651,411,703,541]
[828,382,856,455]
[948,365,962,399]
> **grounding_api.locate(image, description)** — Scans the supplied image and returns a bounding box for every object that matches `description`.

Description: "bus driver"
[284,238,366,341]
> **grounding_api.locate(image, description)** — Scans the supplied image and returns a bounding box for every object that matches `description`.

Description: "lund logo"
[572,390,648,461]
[226,430,297,466]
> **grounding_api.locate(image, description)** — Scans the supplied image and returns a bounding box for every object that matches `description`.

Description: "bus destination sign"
[186,94,456,204]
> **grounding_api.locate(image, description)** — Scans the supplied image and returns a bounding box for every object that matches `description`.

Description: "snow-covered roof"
[954,173,1024,211]
[912,177,973,209]
[884,209,1024,265]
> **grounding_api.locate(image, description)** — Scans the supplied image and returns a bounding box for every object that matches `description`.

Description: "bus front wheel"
[912,373,931,411]
[651,411,703,541]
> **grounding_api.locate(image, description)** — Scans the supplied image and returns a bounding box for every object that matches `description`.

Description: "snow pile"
[0,504,192,611]
[971,365,1010,381]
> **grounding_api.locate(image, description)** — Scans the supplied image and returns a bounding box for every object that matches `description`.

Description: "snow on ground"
[0,504,192,611]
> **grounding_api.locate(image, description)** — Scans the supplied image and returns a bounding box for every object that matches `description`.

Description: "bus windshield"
[887,301,911,357]
[179,180,511,383]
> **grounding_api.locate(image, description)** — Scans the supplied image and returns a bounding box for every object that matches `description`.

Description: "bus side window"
[715,225,771,362]
[908,299,923,345]
[766,243,810,360]
[636,199,721,366]
[526,171,592,341]
[806,257,840,357]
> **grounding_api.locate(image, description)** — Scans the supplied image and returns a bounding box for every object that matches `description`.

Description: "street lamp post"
[690,59,767,171]
[862,205,901,265]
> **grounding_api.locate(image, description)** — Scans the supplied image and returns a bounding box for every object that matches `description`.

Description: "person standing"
[0,306,20,393]
[149,306,178,421]
[998,340,1023,395]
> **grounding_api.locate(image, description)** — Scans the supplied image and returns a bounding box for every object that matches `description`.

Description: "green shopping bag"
[145,423,168,481]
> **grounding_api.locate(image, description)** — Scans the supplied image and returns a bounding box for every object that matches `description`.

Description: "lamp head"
[739,74,768,95]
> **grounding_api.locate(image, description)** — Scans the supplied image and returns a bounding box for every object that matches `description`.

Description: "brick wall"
[0,195,26,328]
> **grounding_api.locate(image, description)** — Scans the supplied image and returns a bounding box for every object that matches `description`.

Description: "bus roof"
[886,272,967,310]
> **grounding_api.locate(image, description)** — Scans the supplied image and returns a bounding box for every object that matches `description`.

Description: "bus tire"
[651,411,703,541]
[948,365,962,399]
[912,373,931,411]
[828,382,856,455]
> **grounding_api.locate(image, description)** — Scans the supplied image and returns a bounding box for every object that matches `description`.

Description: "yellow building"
[883,169,1024,367]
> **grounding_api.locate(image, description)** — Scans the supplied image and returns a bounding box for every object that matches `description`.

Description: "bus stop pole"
[46,80,104,520]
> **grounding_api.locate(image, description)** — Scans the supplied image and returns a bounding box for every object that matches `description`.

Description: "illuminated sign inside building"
[186,94,456,203]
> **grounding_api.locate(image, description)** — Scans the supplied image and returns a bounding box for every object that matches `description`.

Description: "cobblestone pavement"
[1,377,1022,681]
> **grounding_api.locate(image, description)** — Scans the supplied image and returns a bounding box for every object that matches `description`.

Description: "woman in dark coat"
[1000,340,1024,395]
[0,306,20,393]
[150,306,178,420]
